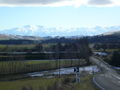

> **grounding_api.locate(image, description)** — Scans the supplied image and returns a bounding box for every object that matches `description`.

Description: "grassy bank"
[0,75,98,90]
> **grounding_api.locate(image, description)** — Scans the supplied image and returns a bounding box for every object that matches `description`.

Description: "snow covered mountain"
[0,25,120,37]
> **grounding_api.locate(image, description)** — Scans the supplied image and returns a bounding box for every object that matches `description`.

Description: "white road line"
[93,77,105,90]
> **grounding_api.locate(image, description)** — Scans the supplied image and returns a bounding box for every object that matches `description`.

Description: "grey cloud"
[88,0,112,5]
[0,0,65,5]
[0,0,119,7]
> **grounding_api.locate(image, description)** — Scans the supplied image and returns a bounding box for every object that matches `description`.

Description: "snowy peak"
[0,25,120,37]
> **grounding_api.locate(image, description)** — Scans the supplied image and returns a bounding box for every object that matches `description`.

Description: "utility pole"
[58,49,60,78]
[56,43,61,78]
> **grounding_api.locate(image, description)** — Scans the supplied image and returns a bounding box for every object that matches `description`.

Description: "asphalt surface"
[90,56,120,90]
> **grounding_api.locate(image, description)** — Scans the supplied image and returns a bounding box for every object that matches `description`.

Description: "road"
[90,56,120,90]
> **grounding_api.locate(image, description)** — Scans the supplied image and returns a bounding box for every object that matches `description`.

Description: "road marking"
[93,77,105,90]
[112,74,120,80]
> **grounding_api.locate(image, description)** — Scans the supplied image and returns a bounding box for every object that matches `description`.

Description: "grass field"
[0,59,86,75]
[0,75,98,90]
[0,44,36,52]
[0,44,55,52]
[93,49,119,53]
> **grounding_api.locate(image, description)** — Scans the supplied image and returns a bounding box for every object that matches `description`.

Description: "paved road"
[90,56,120,90]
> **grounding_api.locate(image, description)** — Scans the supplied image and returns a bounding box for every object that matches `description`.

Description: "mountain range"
[0,28,120,44]
[0,25,120,37]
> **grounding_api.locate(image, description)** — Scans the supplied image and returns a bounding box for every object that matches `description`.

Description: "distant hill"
[88,30,120,43]
[102,30,120,36]
[0,34,45,44]
[0,30,120,44]
[0,34,11,40]
[0,34,43,40]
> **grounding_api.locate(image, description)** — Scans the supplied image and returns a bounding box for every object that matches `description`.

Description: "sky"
[0,0,120,33]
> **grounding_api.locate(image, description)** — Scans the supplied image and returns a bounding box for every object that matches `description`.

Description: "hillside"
[102,30,120,36]
[0,30,120,44]
[0,34,43,40]
[89,30,120,43]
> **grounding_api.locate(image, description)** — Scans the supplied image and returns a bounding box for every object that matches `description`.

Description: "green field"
[0,44,35,52]
[93,49,119,53]
[0,59,86,75]
[0,75,98,90]
[0,44,55,52]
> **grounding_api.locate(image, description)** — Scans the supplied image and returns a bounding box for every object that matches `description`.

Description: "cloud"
[0,0,81,7]
[0,0,64,4]
[88,0,112,5]
[0,0,120,7]
[87,0,120,7]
